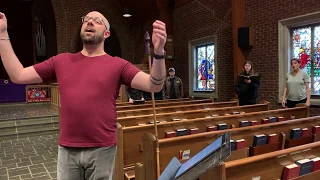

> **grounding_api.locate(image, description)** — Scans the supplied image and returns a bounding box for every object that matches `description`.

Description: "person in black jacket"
[235,61,261,106]
[125,86,145,103]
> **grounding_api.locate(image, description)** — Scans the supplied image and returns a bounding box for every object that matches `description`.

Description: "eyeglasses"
[81,16,108,30]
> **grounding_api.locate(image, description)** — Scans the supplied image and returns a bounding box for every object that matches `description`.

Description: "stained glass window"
[291,24,320,95]
[195,43,215,92]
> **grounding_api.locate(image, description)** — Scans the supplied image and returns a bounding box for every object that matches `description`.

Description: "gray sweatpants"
[57,145,117,180]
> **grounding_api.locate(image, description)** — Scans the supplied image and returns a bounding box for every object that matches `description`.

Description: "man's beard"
[80,31,104,45]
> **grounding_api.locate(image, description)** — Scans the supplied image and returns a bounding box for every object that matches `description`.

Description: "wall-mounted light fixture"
[123,7,132,17]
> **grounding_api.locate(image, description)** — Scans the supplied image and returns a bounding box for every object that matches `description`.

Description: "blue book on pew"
[296,159,314,176]
[239,121,250,127]
[253,134,267,147]
[158,132,231,180]
[268,117,277,123]
[217,123,228,130]
[290,128,302,139]
[230,140,236,151]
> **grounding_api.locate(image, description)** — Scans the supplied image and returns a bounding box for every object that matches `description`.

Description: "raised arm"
[130,20,167,92]
[0,12,42,84]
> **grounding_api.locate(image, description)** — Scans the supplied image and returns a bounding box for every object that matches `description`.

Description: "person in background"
[235,61,261,106]
[163,68,184,99]
[125,86,145,103]
[282,58,311,108]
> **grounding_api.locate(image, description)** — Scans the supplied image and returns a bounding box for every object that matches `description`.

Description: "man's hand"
[244,79,251,83]
[0,12,8,36]
[282,98,286,108]
[129,98,134,103]
[152,20,167,54]
[306,99,310,106]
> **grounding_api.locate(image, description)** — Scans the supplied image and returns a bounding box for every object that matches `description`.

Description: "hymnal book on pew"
[189,128,199,135]
[181,150,190,160]
[176,129,189,136]
[224,113,230,116]
[133,99,146,104]
[158,132,231,180]
[236,139,247,150]
[269,117,277,123]
[250,120,259,126]
[232,111,240,114]
[172,118,181,121]
[165,131,176,138]
[230,140,236,151]
[296,158,314,176]
[149,121,160,124]
[278,116,285,122]
[282,164,300,180]
[211,114,219,117]
[290,128,302,139]
[267,134,278,144]
[313,125,320,134]
[253,134,267,147]
[311,157,320,172]
[217,123,228,130]
[261,118,269,124]
[207,125,217,132]
[239,120,250,127]
[302,128,310,137]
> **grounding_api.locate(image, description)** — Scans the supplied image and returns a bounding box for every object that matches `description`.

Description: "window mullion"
[311,26,315,94]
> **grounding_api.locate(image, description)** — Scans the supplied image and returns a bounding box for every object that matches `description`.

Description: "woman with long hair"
[282,58,311,108]
[235,61,261,106]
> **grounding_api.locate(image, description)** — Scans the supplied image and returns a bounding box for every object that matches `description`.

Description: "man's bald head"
[85,11,110,30]
[80,11,111,45]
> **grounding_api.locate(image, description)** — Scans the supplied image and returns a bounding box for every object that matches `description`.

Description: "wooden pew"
[114,104,307,180]
[117,100,238,118]
[116,98,215,111]
[224,141,320,180]
[139,115,319,180]
[117,101,270,127]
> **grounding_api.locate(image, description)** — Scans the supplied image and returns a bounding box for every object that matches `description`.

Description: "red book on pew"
[189,128,199,135]
[278,116,285,122]
[165,131,176,138]
[311,157,320,172]
[282,164,300,180]
[313,126,320,134]
[302,128,311,137]
[235,139,247,150]
[261,118,269,124]
[267,133,278,144]
[250,120,259,126]
[207,126,217,132]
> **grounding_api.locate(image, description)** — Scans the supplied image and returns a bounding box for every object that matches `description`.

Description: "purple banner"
[0,79,27,103]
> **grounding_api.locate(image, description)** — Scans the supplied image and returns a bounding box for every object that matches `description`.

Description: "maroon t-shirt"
[33,52,140,147]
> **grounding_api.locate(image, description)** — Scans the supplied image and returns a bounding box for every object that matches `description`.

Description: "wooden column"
[232,0,246,98]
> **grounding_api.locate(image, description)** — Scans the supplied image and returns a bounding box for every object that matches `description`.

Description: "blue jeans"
[57,145,117,180]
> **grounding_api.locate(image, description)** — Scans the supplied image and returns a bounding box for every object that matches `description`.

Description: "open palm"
[152,20,167,54]
[0,13,8,33]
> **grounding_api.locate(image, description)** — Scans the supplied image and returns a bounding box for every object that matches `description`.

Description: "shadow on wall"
[75,26,122,58]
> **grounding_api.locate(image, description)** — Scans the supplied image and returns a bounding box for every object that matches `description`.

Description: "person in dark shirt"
[235,61,261,106]
[125,86,145,103]
[163,68,184,99]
